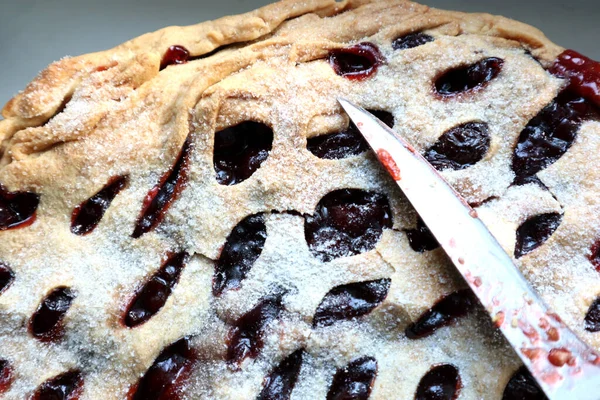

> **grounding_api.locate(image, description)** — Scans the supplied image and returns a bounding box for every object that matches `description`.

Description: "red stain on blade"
[376,149,401,180]
[548,348,573,367]
[494,311,505,328]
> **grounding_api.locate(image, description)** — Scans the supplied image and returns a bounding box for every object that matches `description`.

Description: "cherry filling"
[415,364,461,400]
[226,292,285,366]
[0,262,15,295]
[132,138,192,238]
[512,91,600,182]
[258,349,304,400]
[131,337,196,400]
[29,287,75,342]
[405,217,440,252]
[304,189,392,262]
[0,184,40,230]
[588,239,600,272]
[307,110,394,159]
[423,122,490,171]
[550,49,600,107]
[313,279,391,327]
[502,367,547,400]
[435,58,504,96]
[329,42,384,81]
[0,360,13,394]
[584,297,600,332]
[124,252,188,327]
[32,370,84,400]
[514,213,562,258]
[392,32,435,50]
[213,214,267,296]
[160,45,190,70]
[405,290,474,339]
[71,175,128,235]
[213,121,273,185]
[326,356,377,400]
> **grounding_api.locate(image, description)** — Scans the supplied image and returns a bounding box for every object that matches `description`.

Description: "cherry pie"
[1,0,600,398]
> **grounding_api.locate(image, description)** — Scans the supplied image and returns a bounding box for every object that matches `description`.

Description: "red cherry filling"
[29,287,75,342]
[0,262,15,295]
[392,32,434,50]
[132,138,192,238]
[304,189,392,262]
[588,240,600,272]
[514,213,562,258]
[415,364,461,400]
[258,349,304,400]
[214,121,273,185]
[584,297,600,332]
[131,337,196,400]
[313,279,391,327]
[512,91,600,182]
[160,45,190,70]
[405,290,474,339]
[0,360,13,395]
[502,367,547,400]
[307,110,394,159]
[213,214,266,296]
[550,50,600,107]
[0,184,40,230]
[227,292,285,367]
[423,122,490,171]
[405,217,440,252]
[32,370,83,400]
[124,252,188,327]
[71,175,128,235]
[435,58,504,96]
[329,42,384,81]
[326,356,377,400]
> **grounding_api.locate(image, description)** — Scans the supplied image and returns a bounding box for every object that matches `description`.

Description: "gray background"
[0,0,598,108]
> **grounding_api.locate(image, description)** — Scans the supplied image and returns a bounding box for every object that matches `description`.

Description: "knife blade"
[338,98,600,400]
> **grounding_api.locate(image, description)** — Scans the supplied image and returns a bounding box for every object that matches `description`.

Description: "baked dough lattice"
[1,0,600,399]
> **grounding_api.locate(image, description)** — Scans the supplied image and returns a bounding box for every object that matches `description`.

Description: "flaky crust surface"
[0,1,597,399]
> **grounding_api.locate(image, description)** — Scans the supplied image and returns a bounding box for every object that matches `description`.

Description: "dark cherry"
[514,213,562,258]
[307,110,394,159]
[313,279,391,327]
[423,122,490,171]
[550,49,600,107]
[405,290,474,339]
[132,138,192,238]
[160,45,190,70]
[226,292,284,366]
[405,217,440,252]
[584,297,600,332]
[131,337,196,400]
[415,364,461,400]
[512,91,600,182]
[392,32,435,50]
[588,240,600,272]
[213,214,266,296]
[29,287,75,342]
[0,360,13,395]
[213,121,273,185]
[258,349,304,400]
[71,175,128,235]
[0,184,40,230]
[304,189,392,262]
[435,57,504,96]
[32,370,83,400]
[326,356,377,400]
[329,42,384,81]
[0,262,15,295]
[124,252,188,327]
[502,366,547,400]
